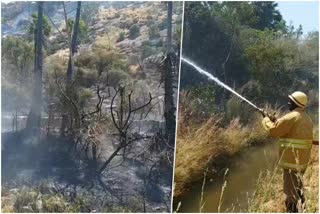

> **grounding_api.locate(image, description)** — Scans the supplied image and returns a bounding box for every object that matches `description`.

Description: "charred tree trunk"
[166,2,173,53]
[164,57,175,145]
[67,1,81,81]
[26,1,43,133]
[164,2,176,145]
[61,2,82,134]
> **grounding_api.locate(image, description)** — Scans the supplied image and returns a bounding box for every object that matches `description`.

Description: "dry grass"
[1,185,90,213]
[248,147,318,213]
[248,124,319,213]
[173,91,318,212]
[173,93,270,197]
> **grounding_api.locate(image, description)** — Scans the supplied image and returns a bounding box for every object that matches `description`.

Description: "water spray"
[181,57,261,111]
[181,57,320,144]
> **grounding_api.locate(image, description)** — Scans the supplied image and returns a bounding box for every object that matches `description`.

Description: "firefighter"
[260,91,313,213]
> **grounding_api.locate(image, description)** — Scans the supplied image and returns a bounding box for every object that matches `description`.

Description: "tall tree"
[66,1,82,81]
[60,1,82,134]
[164,1,176,145]
[166,2,173,53]
[70,3,82,82]
[252,1,283,30]
[26,1,43,132]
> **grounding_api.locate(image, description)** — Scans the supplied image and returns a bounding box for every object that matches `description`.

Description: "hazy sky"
[276,1,319,34]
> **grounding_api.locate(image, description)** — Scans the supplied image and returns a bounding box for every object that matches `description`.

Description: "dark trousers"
[283,169,305,213]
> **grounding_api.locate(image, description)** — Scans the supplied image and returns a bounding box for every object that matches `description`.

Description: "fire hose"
[181,57,318,146]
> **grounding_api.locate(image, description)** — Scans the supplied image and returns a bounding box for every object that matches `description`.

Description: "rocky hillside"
[1,1,182,118]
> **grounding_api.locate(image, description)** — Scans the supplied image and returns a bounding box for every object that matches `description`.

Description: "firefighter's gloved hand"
[258,108,267,117]
[268,112,277,122]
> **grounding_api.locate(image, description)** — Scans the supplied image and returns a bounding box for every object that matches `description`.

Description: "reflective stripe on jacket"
[262,108,313,172]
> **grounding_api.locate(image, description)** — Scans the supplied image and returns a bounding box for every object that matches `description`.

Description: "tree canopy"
[28,13,51,37]
[181,1,318,113]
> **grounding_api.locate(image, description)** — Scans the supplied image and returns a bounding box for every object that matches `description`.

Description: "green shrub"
[103,196,142,212]
[79,87,94,108]
[14,190,38,212]
[5,186,91,213]
[117,31,125,42]
[189,85,217,114]
[129,24,140,39]
[42,195,68,213]
[133,17,139,24]
[226,97,252,124]
[102,69,130,88]
[76,68,98,88]
[158,18,167,30]
[66,19,89,44]
[148,24,160,39]
[120,19,133,29]
[141,45,157,59]
[28,13,51,37]
[141,40,151,46]
[146,15,155,26]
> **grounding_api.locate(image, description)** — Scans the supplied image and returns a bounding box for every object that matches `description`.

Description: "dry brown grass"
[248,123,319,213]
[173,91,318,212]
[173,93,269,197]
[248,147,318,213]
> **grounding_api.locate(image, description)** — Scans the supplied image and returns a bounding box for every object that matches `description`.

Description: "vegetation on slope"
[1,1,182,212]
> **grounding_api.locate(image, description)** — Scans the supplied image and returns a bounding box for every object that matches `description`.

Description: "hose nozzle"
[258,108,277,122]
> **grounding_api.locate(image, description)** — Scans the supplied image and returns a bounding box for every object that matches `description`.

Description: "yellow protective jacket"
[262,107,313,172]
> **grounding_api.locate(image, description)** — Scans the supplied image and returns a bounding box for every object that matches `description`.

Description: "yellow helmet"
[288,91,308,108]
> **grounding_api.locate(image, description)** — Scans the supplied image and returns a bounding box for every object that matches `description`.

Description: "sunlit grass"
[173,92,318,212]
[248,147,318,213]
[174,100,269,197]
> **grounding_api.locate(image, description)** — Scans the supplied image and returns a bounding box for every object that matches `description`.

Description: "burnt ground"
[2,129,173,212]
